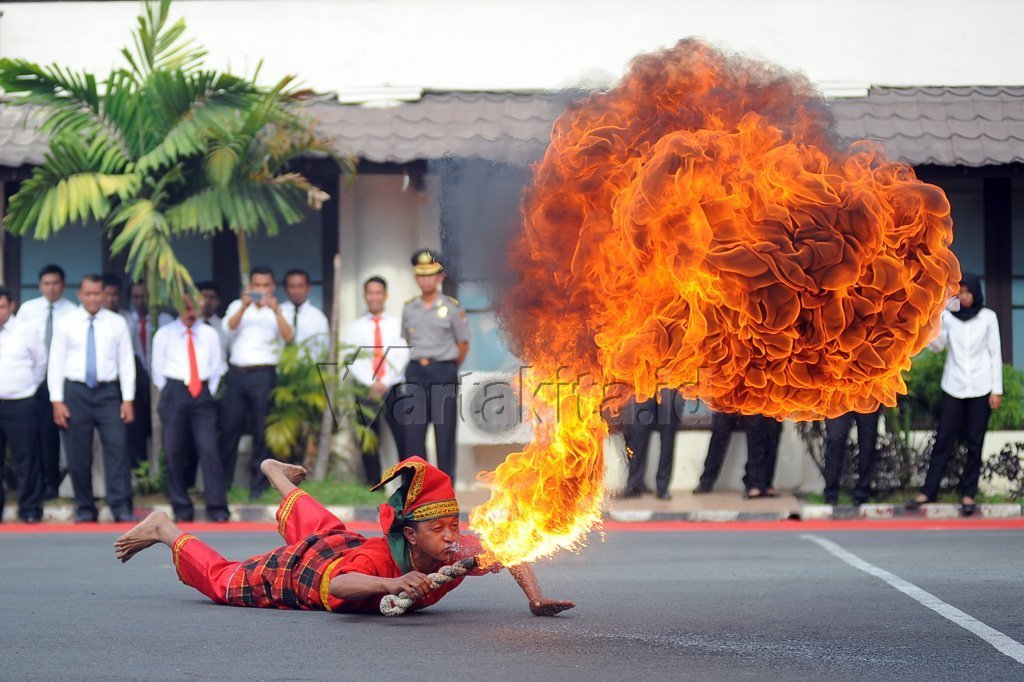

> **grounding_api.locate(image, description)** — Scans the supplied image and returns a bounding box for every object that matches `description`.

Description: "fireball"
[469,40,960,566]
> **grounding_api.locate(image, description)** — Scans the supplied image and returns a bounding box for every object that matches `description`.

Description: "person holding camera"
[220,266,294,500]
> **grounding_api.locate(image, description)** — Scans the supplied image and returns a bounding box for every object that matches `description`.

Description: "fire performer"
[114,457,574,616]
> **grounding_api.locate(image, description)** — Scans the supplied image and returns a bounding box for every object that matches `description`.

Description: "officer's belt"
[413,358,457,366]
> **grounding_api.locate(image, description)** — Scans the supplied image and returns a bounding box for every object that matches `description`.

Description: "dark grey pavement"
[1,529,1021,680]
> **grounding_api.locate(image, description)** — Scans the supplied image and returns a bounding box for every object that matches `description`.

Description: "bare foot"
[113,511,178,563]
[260,459,308,486]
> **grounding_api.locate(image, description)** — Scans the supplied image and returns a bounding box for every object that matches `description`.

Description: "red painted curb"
[1,519,1021,534]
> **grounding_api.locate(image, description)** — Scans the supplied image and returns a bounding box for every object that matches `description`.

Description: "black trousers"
[219,366,277,498]
[0,396,43,519]
[125,358,151,467]
[623,389,682,495]
[357,388,406,485]
[394,361,459,481]
[35,383,62,494]
[698,412,776,491]
[921,391,991,499]
[158,381,227,519]
[64,381,133,516]
[823,409,881,503]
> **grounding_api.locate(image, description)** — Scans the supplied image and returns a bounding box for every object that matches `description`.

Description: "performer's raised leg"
[114,511,240,604]
[262,459,346,542]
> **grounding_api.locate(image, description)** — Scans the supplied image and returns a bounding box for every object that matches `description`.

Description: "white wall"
[3,1,1022,100]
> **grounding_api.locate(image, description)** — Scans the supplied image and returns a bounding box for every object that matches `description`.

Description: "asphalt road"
[1,527,1021,681]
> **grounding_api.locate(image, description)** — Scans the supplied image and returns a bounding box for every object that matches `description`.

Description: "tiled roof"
[830,86,1024,167]
[2,87,1023,169]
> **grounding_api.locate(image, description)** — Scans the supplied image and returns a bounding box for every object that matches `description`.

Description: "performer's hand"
[990,394,1002,410]
[265,294,279,312]
[529,598,576,617]
[240,291,252,309]
[121,401,135,424]
[52,401,71,429]
[391,572,433,600]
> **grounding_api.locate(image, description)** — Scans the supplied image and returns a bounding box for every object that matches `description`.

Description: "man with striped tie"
[48,274,136,523]
[344,276,409,483]
[151,296,228,523]
[15,264,76,499]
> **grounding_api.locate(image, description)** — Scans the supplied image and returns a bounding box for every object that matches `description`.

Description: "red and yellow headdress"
[371,456,460,572]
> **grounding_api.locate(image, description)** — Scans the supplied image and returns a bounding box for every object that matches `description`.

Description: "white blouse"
[929,308,1003,399]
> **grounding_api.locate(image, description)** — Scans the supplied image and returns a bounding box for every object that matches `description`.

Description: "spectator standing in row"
[694,411,780,498]
[151,296,228,523]
[399,249,470,482]
[125,281,153,468]
[101,273,123,312]
[221,266,293,500]
[15,264,76,499]
[280,268,329,357]
[0,288,47,523]
[909,274,1002,516]
[48,274,137,523]
[344,276,409,484]
[822,408,882,506]
[621,388,684,500]
[196,280,228,354]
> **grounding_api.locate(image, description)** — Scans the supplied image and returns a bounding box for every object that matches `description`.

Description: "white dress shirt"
[344,311,409,388]
[0,317,47,399]
[151,319,226,394]
[48,307,136,401]
[929,309,1003,398]
[222,300,285,367]
[15,296,76,349]
[280,300,330,355]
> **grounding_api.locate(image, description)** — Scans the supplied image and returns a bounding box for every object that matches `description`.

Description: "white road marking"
[802,534,1024,666]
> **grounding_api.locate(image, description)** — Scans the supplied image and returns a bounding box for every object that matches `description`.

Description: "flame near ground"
[469,40,961,567]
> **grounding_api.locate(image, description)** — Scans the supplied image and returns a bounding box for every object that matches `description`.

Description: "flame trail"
[469,40,960,567]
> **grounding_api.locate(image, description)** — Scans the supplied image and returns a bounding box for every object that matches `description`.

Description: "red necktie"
[139,317,148,362]
[372,316,384,381]
[186,328,202,398]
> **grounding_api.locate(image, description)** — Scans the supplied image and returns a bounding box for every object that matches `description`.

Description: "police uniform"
[396,249,470,480]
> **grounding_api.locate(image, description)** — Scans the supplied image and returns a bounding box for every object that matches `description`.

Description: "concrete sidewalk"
[4,489,1021,523]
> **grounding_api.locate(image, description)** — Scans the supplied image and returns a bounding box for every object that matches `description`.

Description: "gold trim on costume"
[319,557,345,612]
[372,461,427,505]
[277,489,308,538]
[172,534,196,572]
[410,499,460,521]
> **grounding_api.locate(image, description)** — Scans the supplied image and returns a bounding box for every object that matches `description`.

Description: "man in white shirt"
[15,263,76,499]
[152,296,228,523]
[0,288,47,523]
[344,276,410,483]
[221,266,294,500]
[48,274,137,523]
[197,280,228,354]
[280,268,329,358]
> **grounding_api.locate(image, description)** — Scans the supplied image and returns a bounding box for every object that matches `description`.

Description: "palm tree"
[0,0,348,303]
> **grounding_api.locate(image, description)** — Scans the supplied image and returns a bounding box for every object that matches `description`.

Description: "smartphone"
[247,291,264,303]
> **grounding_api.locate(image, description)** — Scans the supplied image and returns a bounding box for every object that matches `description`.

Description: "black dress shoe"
[692,485,713,495]
[19,515,42,524]
[619,488,643,499]
[174,513,195,523]
[113,512,138,523]
[960,502,977,517]
[74,511,99,523]
[207,510,230,523]
[656,491,673,501]
[904,496,933,510]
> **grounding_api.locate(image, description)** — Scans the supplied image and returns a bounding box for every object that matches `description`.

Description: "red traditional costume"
[171,457,485,613]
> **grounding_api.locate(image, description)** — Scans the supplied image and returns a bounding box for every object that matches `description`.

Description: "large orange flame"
[469,40,960,567]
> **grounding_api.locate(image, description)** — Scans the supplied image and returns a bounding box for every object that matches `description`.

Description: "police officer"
[396,249,470,481]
